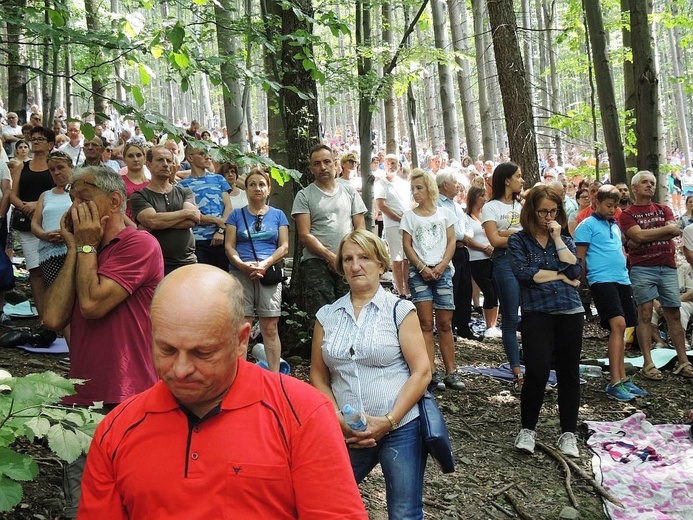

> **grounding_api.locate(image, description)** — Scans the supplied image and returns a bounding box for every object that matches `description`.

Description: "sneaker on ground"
[429,370,446,393]
[514,428,536,454]
[621,378,648,397]
[483,327,502,339]
[557,432,580,458]
[605,382,635,402]
[443,371,466,390]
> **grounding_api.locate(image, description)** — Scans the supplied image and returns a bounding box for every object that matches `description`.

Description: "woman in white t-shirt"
[400,169,464,391]
[481,162,525,390]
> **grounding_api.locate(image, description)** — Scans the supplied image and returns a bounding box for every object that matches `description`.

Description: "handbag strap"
[393,298,403,332]
[241,208,260,262]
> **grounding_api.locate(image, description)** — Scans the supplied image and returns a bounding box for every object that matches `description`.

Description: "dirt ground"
[1,307,692,519]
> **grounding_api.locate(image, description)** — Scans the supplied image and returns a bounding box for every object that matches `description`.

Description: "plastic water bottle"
[251,343,291,375]
[579,364,603,377]
[342,404,367,431]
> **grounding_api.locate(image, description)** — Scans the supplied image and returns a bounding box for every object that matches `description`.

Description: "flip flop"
[641,362,663,381]
[672,361,693,378]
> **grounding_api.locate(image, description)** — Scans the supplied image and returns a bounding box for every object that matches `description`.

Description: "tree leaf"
[81,125,95,140]
[47,425,82,464]
[0,447,38,481]
[139,64,151,86]
[168,24,185,53]
[150,45,164,59]
[173,52,190,69]
[132,86,145,107]
[48,9,66,28]
[0,475,23,512]
[23,417,50,439]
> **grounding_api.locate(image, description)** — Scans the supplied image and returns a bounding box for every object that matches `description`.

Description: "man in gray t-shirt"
[291,144,366,317]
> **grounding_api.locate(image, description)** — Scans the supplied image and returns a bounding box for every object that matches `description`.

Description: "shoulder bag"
[241,208,284,286]
[393,300,455,474]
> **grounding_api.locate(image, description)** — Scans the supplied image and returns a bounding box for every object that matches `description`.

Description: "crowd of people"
[1,107,693,519]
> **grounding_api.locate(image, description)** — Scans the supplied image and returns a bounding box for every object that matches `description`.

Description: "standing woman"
[508,185,583,457]
[31,151,72,287]
[465,185,500,338]
[219,162,248,210]
[121,143,150,220]
[310,229,430,519]
[481,162,524,389]
[568,188,591,236]
[9,126,56,319]
[400,169,463,391]
[13,140,31,163]
[225,167,288,372]
[676,195,693,230]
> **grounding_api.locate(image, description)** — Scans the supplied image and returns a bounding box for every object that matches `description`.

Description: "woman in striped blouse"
[310,229,431,519]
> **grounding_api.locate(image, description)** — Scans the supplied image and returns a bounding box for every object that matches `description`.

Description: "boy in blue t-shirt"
[574,186,647,401]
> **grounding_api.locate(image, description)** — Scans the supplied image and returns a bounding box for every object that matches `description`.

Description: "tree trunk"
[543,1,562,163]
[484,27,504,158]
[382,2,397,154]
[216,0,245,147]
[486,0,539,183]
[583,0,627,184]
[621,0,637,172]
[666,2,691,167]
[84,0,108,122]
[629,0,660,178]
[448,0,479,161]
[357,0,375,228]
[471,0,494,160]
[535,0,549,152]
[6,0,28,120]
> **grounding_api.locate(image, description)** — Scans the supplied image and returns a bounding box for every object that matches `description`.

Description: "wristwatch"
[216,227,225,235]
[76,245,97,254]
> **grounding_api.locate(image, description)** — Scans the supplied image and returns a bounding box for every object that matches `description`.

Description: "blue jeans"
[492,249,521,367]
[349,418,427,519]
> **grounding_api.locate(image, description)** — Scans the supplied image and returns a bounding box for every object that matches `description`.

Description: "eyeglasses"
[255,213,264,232]
[30,137,48,143]
[536,208,559,218]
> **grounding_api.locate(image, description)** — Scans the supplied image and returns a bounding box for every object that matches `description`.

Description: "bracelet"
[555,246,568,252]
[418,265,426,273]
[385,413,399,430]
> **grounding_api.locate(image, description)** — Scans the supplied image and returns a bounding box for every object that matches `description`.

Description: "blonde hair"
[335,229,391,275]
[409,168,438,206]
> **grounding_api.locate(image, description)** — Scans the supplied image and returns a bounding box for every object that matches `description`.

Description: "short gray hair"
[436,169,456,187]
[70,165,127,213]
[631,170,656,187]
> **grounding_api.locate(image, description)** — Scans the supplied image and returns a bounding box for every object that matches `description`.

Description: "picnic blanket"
[4,301,38,318]
[585,413,693,519]
[459,363,558,387]
[597,348,693,369]
[19,337,69,354]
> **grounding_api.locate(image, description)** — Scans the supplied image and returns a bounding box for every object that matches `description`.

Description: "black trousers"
[451,246,473,335]
[520,312,584,433]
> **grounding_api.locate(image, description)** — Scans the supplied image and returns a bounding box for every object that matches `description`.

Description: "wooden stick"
[536,441,624,508]
[490,481,517,498]
[503,491,533,520]
[490,500,515,517]
[536,441,579,508]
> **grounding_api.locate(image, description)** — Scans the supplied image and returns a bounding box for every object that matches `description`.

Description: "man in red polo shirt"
[78,264,367,519]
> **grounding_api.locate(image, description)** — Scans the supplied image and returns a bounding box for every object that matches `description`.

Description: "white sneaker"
[557,432,580,458]
[514,428,536,454]
[483,327,502,339]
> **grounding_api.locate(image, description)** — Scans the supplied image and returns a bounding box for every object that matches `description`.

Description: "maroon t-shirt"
[618,202,676,268]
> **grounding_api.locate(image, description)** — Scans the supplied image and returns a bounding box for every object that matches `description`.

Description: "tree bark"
[486,0,539,183]
[6,0,28,120]
[84,0,108,122]
[448,0,479,160]
[382,2,397,154]
[583,0,627,184]
[666,2,691,167]
[629,0,660,178]
[471,0,494,160]
[543,1,563,163]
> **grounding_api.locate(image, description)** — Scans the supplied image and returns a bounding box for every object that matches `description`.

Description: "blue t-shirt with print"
[226,206,289,268]
[178,172,231,241]
[573,213,630,285]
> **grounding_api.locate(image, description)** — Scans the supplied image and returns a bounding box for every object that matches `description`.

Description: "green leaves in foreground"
[0,371,104,512]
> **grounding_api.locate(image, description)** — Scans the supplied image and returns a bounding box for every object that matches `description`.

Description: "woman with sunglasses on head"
[507,185,583,458]
[219,162,248,210]
[9,126,56,319]
[225,167,288,372]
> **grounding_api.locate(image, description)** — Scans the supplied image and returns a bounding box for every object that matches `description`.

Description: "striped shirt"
[315,286,420,427]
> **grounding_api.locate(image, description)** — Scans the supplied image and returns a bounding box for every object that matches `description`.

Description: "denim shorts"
[408,265,455,310]
[629,265,681,308]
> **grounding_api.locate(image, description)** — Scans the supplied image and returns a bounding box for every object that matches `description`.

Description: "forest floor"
[1,297,692,519]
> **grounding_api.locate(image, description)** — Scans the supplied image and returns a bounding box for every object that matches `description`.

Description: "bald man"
[78,265,368,519]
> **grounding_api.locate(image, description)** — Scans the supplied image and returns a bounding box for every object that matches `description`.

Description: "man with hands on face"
[42,166,164,518]
[291,144,366,318]
[131,145,200,274]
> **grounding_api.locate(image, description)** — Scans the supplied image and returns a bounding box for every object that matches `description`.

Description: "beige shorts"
[230,270,282,318]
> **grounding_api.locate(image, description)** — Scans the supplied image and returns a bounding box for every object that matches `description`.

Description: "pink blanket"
[585,413,693,519]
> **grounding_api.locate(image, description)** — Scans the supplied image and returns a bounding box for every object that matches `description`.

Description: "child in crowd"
[575,186,648,401]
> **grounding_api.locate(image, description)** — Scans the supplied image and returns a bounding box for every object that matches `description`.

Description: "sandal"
[672,361,693,378]
[641,362,663,381]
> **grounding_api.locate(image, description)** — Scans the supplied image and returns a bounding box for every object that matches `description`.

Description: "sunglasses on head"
[255,213,264,232]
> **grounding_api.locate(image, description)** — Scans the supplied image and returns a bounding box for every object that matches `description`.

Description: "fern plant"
[0,370,104,511]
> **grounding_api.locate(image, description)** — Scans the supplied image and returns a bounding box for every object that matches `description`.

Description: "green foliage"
[280,302,312,356]
[0,371,104,512]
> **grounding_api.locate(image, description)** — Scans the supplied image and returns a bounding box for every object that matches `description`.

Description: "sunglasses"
[255,213,264,232]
